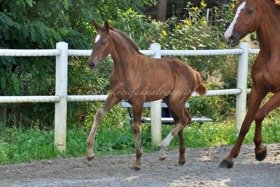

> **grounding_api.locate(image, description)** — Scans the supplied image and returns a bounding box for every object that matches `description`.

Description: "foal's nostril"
[89,62,95,69]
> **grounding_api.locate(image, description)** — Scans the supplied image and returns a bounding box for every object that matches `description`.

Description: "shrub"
[151,1,239,120]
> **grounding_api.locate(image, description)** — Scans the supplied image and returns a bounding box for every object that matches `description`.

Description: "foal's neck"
[110,30,143,71]
[258,1,280,54]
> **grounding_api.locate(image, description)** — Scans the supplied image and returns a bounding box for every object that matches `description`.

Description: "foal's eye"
[247,9,253,16]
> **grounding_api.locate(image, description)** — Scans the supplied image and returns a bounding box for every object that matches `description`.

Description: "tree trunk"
[156,0,168,21]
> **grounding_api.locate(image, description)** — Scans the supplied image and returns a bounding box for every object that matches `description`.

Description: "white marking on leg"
[90,109,104,137]
[161,133,174,147]
[159,133,174,159]
[87,108,105,158]
[224,2,246,40]
[95,34,101,43]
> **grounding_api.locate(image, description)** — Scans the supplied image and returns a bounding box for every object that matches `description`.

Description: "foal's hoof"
[87,153,95,161]
[132,163,141,171]
[87,156,94,161]
[87,150,95,161]
[159,156,166,161]
[178,160,186,166]
[219,159,234,169]
[255,147,267,161]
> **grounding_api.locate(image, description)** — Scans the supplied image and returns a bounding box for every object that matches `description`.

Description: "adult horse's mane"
[112,28,143,55]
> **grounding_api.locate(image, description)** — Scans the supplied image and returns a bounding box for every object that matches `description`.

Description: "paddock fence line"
[0,42,255,150]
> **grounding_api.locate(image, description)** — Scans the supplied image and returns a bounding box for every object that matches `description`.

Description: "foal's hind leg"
[87,94,121,160]
[178,129,186,165]
[178,110,191,165]
[159,122,185,161]
[160,105,191,165]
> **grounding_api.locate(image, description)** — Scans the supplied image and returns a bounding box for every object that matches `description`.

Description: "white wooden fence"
[0,42,259,150]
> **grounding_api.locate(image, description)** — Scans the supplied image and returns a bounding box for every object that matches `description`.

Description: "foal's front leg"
[131,103,144,170]
[87,94,121,160]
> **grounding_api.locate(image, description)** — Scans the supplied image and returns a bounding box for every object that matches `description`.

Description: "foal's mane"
[112,28,143,55]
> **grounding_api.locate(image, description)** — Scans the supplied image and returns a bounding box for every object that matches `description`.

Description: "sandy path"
[0,144,279,187]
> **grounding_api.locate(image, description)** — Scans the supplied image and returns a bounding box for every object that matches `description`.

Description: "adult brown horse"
[220,0,280,168]
[86,21,206,170]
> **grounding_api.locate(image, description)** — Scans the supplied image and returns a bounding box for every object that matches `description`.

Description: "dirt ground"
[0,144,279,187]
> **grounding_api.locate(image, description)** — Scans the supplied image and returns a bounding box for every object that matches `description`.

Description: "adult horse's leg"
[254,118,267,161]
[87,94,121,160]
[131,102,144,170]
[254,91,280,160]
[219,86,266,168]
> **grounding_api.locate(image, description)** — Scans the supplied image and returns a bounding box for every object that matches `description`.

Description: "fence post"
[236,42,249,134]
[150,43,162,146]
[54,42,68,151]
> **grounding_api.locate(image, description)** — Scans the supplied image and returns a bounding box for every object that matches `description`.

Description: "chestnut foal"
[87,21,206,170]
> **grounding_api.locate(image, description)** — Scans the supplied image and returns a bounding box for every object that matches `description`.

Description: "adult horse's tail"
[195,72,207,96]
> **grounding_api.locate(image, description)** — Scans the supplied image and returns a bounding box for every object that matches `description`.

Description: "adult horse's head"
[88,20,113,69]
[224,0,261,46]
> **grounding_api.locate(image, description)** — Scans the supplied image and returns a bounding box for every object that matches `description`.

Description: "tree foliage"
[0,0,237,129]
[0,0,156,128]
[154,1,238,120]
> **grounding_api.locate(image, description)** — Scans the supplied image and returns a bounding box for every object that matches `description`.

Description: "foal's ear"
[92,20,102,32]
[104,21,112,32]
[275,0,280,6]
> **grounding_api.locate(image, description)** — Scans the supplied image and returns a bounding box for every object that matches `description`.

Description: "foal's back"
[142,55,201,95]
[148,56,199,85]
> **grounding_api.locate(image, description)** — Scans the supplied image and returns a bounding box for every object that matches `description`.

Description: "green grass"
[0,117,279,165]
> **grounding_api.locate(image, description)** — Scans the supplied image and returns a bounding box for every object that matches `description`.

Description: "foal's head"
[224,0,261,46]
[88,21,113,69]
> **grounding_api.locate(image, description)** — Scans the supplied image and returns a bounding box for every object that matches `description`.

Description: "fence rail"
[0,49,61,56]
[0,96,60,103]
[0,42,256,150]
[160,49,243,56]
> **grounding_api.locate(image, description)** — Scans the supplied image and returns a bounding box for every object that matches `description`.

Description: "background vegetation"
[0,0,278,164]
[0,0,236,129]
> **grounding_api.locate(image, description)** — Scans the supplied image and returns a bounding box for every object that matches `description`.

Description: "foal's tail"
[195,72,207,96]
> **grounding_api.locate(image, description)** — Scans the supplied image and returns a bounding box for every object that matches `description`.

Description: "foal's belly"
[144,89,170,101]
[110,83,172,101]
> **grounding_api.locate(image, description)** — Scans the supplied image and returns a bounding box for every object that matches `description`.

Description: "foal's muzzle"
[88,60,98,70]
